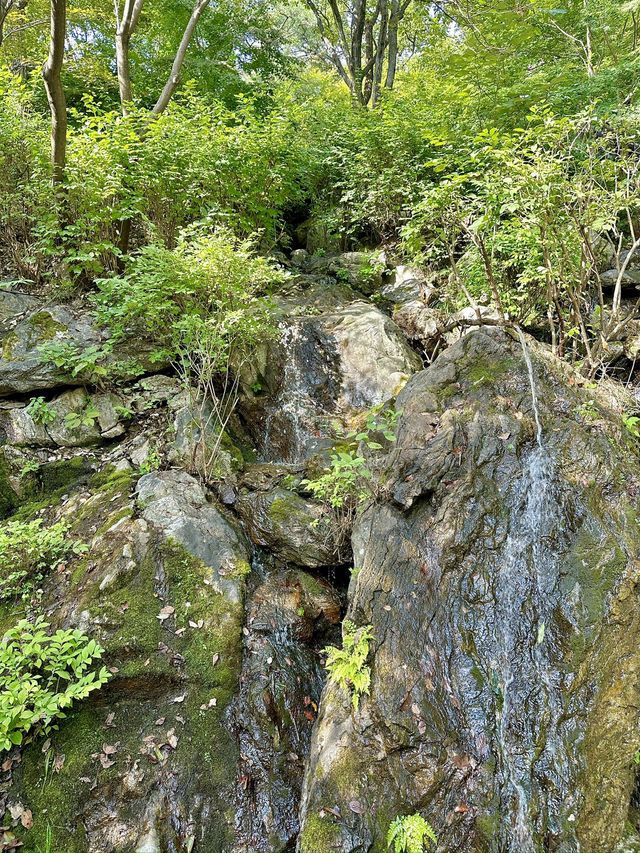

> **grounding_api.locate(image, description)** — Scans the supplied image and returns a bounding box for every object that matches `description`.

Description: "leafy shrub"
[0,617,110,752]
[0,520,87,601]
[323,620,374,710]
[387,814,437,853]
[94,230,280,479]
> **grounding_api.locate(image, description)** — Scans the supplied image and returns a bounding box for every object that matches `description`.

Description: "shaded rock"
[137,470,250,603]
[0,405,53,447]
[236,487,342,568]
[234,569,340,851]
[298,328,640,853]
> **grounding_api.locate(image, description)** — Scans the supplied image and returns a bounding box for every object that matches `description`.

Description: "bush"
[0,617,110,752]
[0,519,87,601]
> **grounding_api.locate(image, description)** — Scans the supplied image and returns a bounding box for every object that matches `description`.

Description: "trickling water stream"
[496,330,566,851]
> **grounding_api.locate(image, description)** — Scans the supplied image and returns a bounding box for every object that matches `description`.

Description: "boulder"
[239,298,421,462]
[0,295,165,397]
[3,464,246,853]
[137,470,250,603]
[236,487,343,568]
[298,328,640,853]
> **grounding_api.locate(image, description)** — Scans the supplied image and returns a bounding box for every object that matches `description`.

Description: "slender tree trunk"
[42,0,67,187]
[151,0,211,116]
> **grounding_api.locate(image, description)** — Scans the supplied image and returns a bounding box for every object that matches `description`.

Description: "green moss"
[219,430,245,472]
[299,812,343,853]
[87,465,135,494]
[222,557,251,579]
[94,506,134,537]
[20,456,92,504]
[0,450,17,519]
[28,311,66,342]
[1,331,19,361]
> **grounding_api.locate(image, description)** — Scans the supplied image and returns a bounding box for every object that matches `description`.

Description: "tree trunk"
[42,0,67,187]
[151,0,211,116]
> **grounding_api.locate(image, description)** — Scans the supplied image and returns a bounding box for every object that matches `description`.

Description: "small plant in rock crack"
[65,399,100,430]
[323,620,374,710]
[25,396,55,426]
[387,814,437,853]
[300,405,401,531]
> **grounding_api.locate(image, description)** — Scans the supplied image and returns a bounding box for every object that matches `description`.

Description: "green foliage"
[323,620,374,711]
[301,406,399,511]
[0,617,111,752]
[0,519,87,602]
[623,413,640,438]
[387,814,437,853]
[138,445,161,475]
[38,340,114,385]
[26,396,55,426]
[64,399,100,430]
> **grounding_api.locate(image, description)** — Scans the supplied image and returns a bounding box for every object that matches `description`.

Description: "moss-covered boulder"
[0,295,165,397]
[298,328,640,853]
[236,487,343,568]
[2,464,250,852]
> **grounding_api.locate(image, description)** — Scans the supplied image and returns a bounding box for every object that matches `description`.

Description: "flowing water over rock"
[298,328,640,853]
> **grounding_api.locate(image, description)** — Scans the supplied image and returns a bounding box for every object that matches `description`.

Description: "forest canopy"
[0,0,639,376]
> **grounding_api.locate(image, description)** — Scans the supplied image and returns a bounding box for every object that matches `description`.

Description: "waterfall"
[495,329,564,851]
[263,322,312,462]
[517,326,543,447]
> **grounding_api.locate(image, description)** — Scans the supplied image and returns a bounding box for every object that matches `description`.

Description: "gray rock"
[236,487,342,567]
[381,265,434,307]
[290,249,309,267]
[299,328,640,853]
[137,470,250,602]
[0,295,167,397]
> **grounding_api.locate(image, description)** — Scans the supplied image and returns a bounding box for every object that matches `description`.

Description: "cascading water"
[262,322,313,462]
[495,329,567,851]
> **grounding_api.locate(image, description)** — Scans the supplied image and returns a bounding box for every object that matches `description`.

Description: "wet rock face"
[298,329,640,853]
[233,569,341,851]
[239,282,421,463]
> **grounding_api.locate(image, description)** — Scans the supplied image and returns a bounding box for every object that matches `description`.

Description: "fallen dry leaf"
[102,712,116,729]
[53,753,65,773]
[19,811,32,831]
[154,717,165,726]
[157,605,175,622]
[102,744,118,756]
[349,800,365,815]
[99,755,115,769]
[169,693,186,704]
[212,653,219,667]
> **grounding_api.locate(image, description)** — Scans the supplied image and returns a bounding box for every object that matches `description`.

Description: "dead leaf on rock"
[99,755,115,769]
[154,718,165,726]
[157,605,175,622]
[102,744,118,755]
[19,811,32,831]
[349,800,365,814]
[166,729,178,749]
[102,712,116,729]
[53,753,65,773]
[212,653,219,667]
[169,694,186,704]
